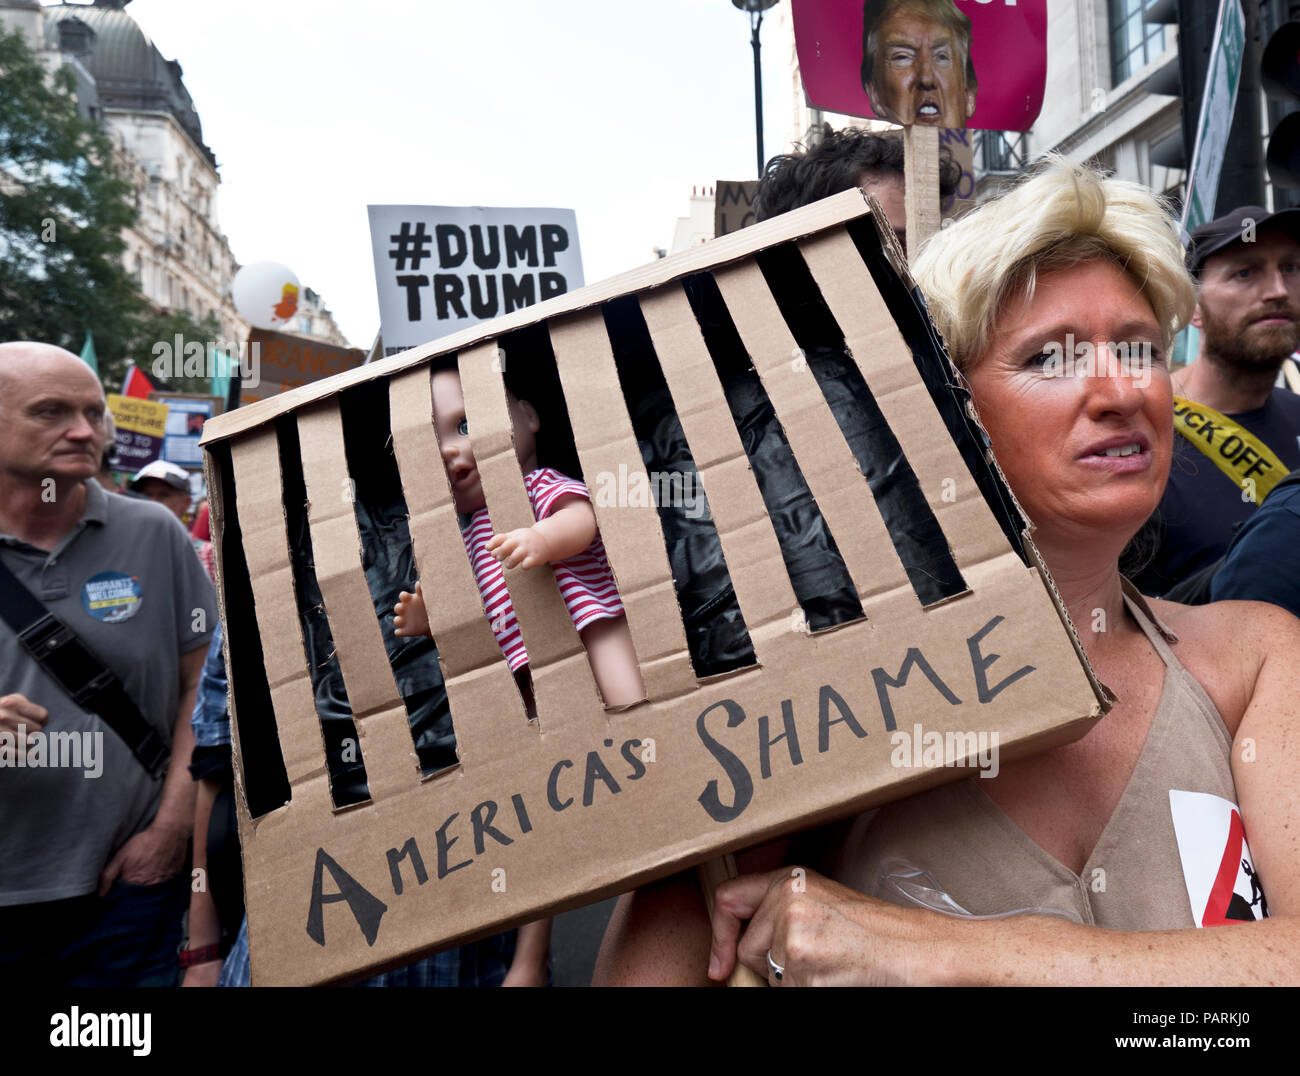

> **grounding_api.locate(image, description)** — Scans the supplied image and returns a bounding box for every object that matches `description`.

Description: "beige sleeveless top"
[828,583,1238,930]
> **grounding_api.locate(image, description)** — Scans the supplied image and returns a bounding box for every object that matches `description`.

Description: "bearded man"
[1131,206,1300,595]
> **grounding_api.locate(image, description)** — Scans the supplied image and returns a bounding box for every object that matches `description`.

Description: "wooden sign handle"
[903,125,941,263]
[1284,359,1300,394]
[698,854,768,987]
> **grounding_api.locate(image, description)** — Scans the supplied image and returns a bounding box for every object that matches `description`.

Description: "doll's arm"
[487,494,597,569]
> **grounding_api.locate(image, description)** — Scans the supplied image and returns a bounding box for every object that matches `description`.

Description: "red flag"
[121,362,153,400]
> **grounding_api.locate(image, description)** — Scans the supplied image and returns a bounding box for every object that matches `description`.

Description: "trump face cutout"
[861,0,977,129]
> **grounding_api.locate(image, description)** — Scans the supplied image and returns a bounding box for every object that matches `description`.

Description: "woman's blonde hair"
[910,156,1195,371]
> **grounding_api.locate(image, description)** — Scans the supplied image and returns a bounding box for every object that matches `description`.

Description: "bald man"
[0,342,216,986]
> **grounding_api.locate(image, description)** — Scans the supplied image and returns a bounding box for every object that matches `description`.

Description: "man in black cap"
[1131,205,1300,596]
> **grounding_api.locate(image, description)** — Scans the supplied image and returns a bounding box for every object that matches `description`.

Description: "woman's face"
[964,258,1173,548]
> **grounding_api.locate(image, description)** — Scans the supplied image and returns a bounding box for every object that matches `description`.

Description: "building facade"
[977,0,1184,206]
[0,0,349,352]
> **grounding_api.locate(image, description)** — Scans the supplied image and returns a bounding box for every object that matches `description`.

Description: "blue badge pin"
[81,571,143,623]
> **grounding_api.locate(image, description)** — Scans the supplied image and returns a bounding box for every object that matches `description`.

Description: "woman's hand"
[707,866,957,987]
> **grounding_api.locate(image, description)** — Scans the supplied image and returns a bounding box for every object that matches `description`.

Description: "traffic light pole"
[750,9,766,178]
[1220,0,1266,210]
[1179,0,1265,215]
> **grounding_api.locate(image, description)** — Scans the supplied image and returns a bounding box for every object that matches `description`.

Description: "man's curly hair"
[754,124,961,222]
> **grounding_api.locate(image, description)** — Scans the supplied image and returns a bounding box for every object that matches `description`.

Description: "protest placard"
[150,393,222,469]
[107,394,168,471]
[940,127,977,222]
[242,329,366,405]
[791,0,1046,131]
[203,189,1107,985]
[368,206,583,356]
[715,180,759,236]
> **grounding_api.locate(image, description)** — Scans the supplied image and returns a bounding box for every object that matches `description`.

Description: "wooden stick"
[1284,358,1300,395]
[698,854,768,987]
[903,125,941,264]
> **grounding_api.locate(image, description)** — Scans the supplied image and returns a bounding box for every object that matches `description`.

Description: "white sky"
[120,0,799,348]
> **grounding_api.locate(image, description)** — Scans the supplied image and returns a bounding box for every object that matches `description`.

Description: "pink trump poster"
[792,0,1047,132]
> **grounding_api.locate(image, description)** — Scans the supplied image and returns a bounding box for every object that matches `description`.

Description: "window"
[1109,0,1169,86]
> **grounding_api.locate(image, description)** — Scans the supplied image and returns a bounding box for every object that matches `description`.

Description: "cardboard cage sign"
[792,0,1047,131]
[202,190,1106,986]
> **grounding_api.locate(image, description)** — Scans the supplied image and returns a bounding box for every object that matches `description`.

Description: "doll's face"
[431,368,540,514]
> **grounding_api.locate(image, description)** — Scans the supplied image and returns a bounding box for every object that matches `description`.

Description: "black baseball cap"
[1186,205,1300,277]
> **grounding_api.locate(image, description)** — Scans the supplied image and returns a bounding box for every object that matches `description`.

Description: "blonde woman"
[595,159,1300,986]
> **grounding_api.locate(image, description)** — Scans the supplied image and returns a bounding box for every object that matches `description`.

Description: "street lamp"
[732,0,779,178]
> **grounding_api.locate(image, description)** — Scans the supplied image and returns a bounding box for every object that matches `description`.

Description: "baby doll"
[394,367,645,712]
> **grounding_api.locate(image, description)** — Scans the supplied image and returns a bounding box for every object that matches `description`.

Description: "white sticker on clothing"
[1169,789,1269,927]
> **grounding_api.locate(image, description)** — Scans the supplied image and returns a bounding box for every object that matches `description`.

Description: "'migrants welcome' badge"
[81,571,143,623]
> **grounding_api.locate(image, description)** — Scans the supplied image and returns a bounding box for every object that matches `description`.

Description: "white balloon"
[231,261,301,330]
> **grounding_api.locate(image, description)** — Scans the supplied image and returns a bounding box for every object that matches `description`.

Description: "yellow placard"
[107,394,169,438]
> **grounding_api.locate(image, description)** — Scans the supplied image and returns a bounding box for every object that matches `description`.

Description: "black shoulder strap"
[0,556,168,779]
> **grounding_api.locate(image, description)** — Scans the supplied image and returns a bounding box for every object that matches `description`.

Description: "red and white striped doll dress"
[460,467,624,671]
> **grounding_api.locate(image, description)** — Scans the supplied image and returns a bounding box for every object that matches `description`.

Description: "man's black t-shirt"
[1131,388,1300,595]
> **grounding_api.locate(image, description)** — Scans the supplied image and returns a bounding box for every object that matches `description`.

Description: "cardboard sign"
[368,205,584,356]
[202,190,1107,985]
[150,393,222,470]
[715,180,759,237]
[107,394,168,470]
[792,0,1046,132]
[242,329,366,406]
[939,127,977,221]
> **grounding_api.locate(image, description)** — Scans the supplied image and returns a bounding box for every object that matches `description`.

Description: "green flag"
[210,348,233,404]
[79,330,98,375]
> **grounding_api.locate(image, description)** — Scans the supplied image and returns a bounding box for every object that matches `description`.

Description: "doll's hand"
[394,581,431,637]
[487,527,551,570]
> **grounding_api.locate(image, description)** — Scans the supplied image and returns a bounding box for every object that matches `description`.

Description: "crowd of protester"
[3,123,1298,987]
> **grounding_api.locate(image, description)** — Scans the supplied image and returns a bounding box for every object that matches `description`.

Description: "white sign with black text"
[368,205,584,356]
